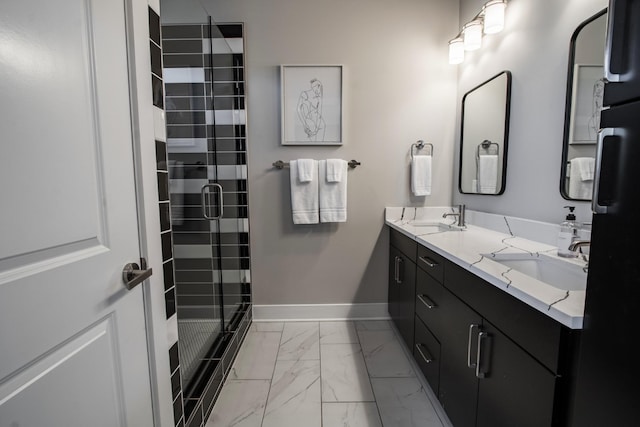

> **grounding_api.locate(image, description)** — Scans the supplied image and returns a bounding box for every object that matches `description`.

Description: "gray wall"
[162,0,459,305]
[453,0,607,224]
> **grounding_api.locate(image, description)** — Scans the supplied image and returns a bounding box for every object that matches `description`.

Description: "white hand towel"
[573,157,595,181]
[297,158,315,183]
[478,155,498,194]
[326,159,347,182]
[290,159,319,224]
[411,155,432,196]
[569,157,594,199]
[319,160,347,223]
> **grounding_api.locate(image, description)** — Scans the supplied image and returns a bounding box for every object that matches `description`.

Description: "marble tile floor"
[205,320,452,427]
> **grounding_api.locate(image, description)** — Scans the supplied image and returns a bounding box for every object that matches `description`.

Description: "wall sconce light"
[448,0,507,65]
[463,20,483,51]
[483,0,507,34]
[449,38,465,64]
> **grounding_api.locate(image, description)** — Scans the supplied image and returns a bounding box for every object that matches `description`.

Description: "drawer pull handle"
[467,324,480,368]
[415,343,434,364]
[476,331,489,379]
[417,294,436,309]
[419,256,438,268]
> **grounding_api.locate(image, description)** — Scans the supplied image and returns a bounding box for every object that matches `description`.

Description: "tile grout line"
[354,321,386,427]
[259,326,285,427]
[318,322,324,427]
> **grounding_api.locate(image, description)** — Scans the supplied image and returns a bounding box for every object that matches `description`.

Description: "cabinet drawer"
[414,316,440,396]
[390,228,417,262]
[415,268,444,339]
[417,244,445,283]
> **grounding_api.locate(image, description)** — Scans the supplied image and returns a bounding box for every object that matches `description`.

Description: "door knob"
[122,258,153,290]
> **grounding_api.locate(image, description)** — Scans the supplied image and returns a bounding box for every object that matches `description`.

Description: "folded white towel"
[319,160,347,223]
[290,159,319,224]
[478,155,498,194]
[568,157,595,199]
[572,157,595,181]
[411,155,432,196]
[297,158,315,183]
[326,159,347,182]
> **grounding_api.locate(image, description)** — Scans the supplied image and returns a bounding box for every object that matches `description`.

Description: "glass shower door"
[164,17,251,407]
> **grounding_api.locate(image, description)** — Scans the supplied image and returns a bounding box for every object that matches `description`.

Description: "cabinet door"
[476,320,556,427]
[388,246,416,349]
[439,288,482,427]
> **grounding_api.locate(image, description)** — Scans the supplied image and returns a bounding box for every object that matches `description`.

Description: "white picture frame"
[569,64,605,145]
[281,65,343,145]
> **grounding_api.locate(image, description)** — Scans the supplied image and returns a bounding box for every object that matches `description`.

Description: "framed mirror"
[459,71,512,195]
[560,9,607,201]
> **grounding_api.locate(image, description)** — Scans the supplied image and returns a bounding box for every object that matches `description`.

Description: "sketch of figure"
[297,78,326,141]
[588,78,605,140]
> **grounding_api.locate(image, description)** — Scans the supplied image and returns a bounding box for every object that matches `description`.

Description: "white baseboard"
[252,303,390,322]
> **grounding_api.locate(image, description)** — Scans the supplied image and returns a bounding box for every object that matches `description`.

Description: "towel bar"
[273,160,361,169]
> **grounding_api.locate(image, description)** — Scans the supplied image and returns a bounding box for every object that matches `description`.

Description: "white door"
[0,0,154,426]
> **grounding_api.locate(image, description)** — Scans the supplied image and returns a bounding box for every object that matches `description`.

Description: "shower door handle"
[201,183,224,220]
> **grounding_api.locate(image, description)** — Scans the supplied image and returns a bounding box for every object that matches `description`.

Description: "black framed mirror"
[459,71,511,195]
[560,9,607,201]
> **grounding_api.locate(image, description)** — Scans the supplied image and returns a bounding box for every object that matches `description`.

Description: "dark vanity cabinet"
[389,228,580,427]
[388,229,417,349]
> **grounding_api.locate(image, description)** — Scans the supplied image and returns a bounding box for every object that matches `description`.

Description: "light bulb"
[483,0,506,34]
[449,38,464,64]
[463,20,483,51]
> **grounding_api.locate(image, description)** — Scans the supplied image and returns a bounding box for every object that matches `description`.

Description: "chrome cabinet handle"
[476,331,489,379]
[393,256,397,283]
[397,257,404,283]
[415,343,434,364]
[201,183,224,219]
[419,256,438,268]
[592,128,615,214]
[604,0,625,83]
[417,294,436,309]
[122,258,153,290]
[467,324,480,368]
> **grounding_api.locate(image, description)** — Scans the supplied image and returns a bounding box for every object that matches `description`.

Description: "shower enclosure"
[161,12,251,425]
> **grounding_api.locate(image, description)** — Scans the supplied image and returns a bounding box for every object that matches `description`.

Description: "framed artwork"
[569,64,604,144]
[280,65,343,145]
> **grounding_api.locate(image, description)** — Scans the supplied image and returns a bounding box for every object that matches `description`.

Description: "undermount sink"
[410,221,465,232]
[482,253,588,291]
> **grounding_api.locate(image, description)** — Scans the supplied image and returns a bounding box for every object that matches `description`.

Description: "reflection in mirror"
[459,71,511,195]
[561,10,607,201]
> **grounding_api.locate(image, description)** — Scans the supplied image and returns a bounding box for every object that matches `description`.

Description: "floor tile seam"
[259,328,286,427]
[317,321,323,427]
[354,322,385,427]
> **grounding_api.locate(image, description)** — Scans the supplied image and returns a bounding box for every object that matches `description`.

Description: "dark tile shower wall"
[161,22,253,427]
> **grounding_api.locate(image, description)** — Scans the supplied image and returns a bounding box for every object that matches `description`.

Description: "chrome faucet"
[569,240,590,271]
[568,240,590,252]
[443,204,466,227]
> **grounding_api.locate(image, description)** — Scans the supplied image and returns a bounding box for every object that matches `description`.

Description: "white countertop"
[386,207,586,329]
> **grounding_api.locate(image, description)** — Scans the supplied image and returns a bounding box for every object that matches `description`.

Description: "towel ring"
[476,140,499,158]
[411,140,434,159]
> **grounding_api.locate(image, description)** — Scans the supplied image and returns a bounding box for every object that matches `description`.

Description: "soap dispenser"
[557,206,579,258]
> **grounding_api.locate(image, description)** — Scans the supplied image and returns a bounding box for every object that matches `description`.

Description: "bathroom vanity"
[386,208,585,427]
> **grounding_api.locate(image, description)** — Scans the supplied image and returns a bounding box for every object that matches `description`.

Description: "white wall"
[161,0,459,305]
[453,0,607,224]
